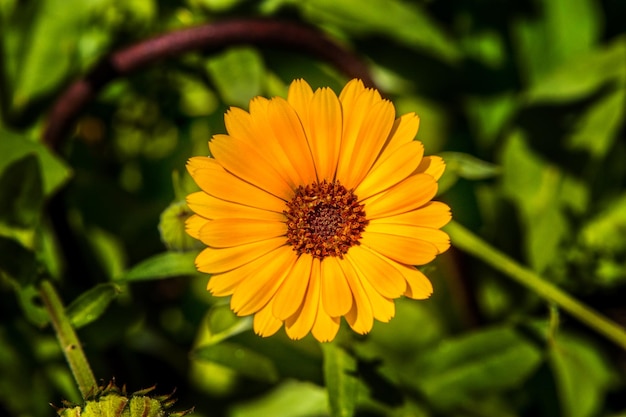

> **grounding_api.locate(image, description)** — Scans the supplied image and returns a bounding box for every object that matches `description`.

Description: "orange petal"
[230,246,296,316]
[382,113,420,156]
[357,267,395,322]
[345,245,406,298]
[198,218,287,248]
[187,191,285,222]
[340,259,374,334]
[355,141,424,200]
[416,155,446,180]
[320,257,353,317]
[311,302,340,342]
[285,258,321,340]
[189,159,285,213]
[209,134,293,200]
[253,298,283,337]
[364,223,450,253]
[363,173,437,219]
[360,231,438,265]
[194,237,286,274]
[371,201,451,228]
[287,79,314,132]
[186,214,207,239]
[306,87,342,181]
[273,254,313,320]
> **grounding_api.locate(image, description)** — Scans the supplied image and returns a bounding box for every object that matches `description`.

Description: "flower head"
[186,79,451,342]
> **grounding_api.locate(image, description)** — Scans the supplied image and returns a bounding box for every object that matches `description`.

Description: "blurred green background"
[1,0,626,416]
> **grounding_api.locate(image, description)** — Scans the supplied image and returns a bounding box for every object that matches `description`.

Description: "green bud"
[158,200,203,252]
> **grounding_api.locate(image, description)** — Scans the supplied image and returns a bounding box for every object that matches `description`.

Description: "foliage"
[1,0,626,416]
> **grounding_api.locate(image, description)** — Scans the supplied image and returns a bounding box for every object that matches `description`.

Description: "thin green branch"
[39,280,97,399]
[446,220,626,350]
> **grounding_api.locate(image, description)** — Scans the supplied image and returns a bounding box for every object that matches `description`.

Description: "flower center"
[284,180,368,259]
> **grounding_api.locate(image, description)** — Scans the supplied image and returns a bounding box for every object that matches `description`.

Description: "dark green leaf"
[0,154,43,228]
[322,344,358,417]
[193,342,279,382]
[0,236,38,285]
[66,283,121,329]
[0,128,72,196]
[116,251,198,282]
[406,327,543,411]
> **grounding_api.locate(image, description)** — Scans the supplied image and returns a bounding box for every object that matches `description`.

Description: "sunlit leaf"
[66,283,121,329]
[193,341,279,382]
[116,252,198,282]
[231,381,328,417]
[206,47,265,107]
[322,344,358,417]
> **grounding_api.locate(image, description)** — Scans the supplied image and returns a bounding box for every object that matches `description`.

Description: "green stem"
[446,220,626,350]
[39,280,98,399]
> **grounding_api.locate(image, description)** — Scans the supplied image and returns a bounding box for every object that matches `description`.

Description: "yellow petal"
[267,97,318,185]
[311,303,340,342]
[186,213,207,239]
[340,259,374,334]
[194,237,286,274]
[355,141,424,200]
[401,265,433,299]
[186,156,213,172]
[364,223,450,253]
[320,257,353,317]
[306,87,342,181]
[230,245,296,316]
[337,99,396,189]
[209,134,293,200]
[357,267,395,322]
[198,218,286,248]
[273,253,313,320]
[187,191,285,222]
[416,155,445,180]
[371,201,451,228]
[287,79,314,131]
[382,113,420,156]
[360,231,438,265]
[285,258,321,340]
[364,173,437,219]
[345,245,406,298]
[189,159,285,213]
[253,298,283,337]
[338,79,368,108]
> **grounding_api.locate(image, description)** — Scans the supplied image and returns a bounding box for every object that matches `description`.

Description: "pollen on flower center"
[284,180,368,259]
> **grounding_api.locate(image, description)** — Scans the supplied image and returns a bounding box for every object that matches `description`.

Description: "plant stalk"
[39,280,97,399]
[446,220,626,350]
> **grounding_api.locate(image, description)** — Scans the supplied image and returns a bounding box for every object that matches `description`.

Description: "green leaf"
[206,47,265,107]
[0,154,43,228]
[116,251,198,282]
[193,341,279,383]
[550,333,616,417]
[322,344,358,417]
[0,236,38,285]
[299,0,460,63]
[66,283,121,329]
[406,327,543,411]
[0,128,72,196]
[231,381,328,417]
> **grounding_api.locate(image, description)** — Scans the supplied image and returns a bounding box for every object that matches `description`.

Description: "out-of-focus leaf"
[406,327,543,411]
[464,93,517,149]
[193,341,279,382]
[440,151,500,180]
[299,0,460,63]
[566,86,626,158]
[550,333,616,417]
[322,344,358,417]
[0,236,37,285]
[230,381,328,417]
[17,284,49,327]
[206,47,265,107]
[580,193,626,254]
[0,154,43,228]
[66,283,121,329]
[0,129,72,196]
[116,251,198,282]
[86,227,126,280]
[513,0,602,85]
[206,304,253,344]
[524,36,626,102]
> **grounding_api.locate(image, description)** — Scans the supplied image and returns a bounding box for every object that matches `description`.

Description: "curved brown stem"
[43,18,374,151]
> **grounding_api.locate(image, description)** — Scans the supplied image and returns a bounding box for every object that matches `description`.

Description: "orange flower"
[186,79,451,342]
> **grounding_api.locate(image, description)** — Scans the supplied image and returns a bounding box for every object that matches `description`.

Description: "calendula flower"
[186,79,451,342]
